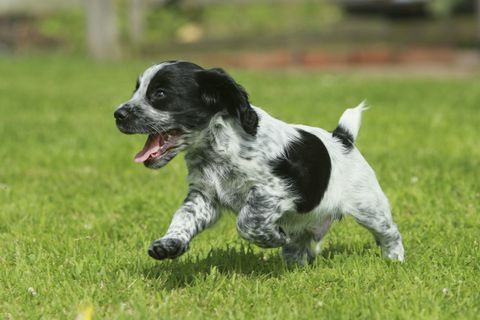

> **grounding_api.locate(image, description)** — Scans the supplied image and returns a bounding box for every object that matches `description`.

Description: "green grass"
[0,56,479,319]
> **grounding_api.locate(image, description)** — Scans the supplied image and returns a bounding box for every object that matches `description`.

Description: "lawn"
[0,56,479,319]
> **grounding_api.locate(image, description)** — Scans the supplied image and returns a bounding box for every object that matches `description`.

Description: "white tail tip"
[337,100,369,141]
[356,100,369,112]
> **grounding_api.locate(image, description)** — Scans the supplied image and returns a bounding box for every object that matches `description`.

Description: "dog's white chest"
[209,167,251,212]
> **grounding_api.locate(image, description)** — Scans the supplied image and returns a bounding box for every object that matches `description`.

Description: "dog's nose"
[114,107,129,121]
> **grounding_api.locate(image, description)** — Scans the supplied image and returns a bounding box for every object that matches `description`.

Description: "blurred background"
[1,0,479,71]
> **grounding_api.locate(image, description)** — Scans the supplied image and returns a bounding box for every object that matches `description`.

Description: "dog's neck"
[185,112,253,164]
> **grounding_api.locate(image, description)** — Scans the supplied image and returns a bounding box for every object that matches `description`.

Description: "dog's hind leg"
[281,217,333,265]
[350,192,405,262]
[309,216,333,257]
[236,187,289,248]
[281,232,314,266]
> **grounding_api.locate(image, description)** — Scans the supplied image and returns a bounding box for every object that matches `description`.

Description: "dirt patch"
[199,47,480,72]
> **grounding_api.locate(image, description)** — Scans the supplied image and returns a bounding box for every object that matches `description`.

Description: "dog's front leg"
[236,187,289,248]
[148,190,219,260]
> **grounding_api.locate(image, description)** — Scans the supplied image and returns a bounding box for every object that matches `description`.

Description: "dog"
[114,61,405,265]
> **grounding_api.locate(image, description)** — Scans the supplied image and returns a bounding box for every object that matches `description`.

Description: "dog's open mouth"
[134,129,182,163]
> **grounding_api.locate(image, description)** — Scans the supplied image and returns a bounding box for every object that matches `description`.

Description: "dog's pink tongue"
[134,134,161,163]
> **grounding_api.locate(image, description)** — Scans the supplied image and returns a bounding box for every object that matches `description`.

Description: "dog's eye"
[152,89,166,99]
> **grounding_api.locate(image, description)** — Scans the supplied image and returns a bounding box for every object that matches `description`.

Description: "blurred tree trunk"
[477,0,480,48]
[130,0,145,45]
[85,0,120,60]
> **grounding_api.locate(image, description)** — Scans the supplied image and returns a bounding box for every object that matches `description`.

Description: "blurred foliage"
[38,9,85,53]
[141,2,341,45]
[10,0,478,54]
[195,2,340,39]
[36,2,341,51]
[429,0,467,17]
[144,5,191,46]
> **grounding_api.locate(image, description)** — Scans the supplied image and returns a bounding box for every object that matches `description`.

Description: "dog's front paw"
[147,238,189,260]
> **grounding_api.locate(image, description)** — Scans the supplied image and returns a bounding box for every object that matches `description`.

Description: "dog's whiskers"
[145,122,166,136]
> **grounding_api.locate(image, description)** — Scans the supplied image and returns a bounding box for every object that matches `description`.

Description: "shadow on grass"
[140,242,376,289]
[142,245,285,289]
[320,242,375,260]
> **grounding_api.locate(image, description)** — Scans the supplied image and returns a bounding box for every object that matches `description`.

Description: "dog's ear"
[195,68,258,136]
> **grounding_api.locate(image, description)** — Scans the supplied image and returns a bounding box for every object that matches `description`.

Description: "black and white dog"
[114,61,404,265]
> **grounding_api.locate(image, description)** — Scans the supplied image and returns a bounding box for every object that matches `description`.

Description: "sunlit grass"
[0,56,479,319]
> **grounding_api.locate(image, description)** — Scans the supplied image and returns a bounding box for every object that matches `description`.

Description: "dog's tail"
[332,100,368,150]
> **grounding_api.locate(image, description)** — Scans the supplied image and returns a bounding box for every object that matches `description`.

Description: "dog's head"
[114,61,258,169]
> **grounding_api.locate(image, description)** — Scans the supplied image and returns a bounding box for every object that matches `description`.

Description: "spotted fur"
[114,61,405,265]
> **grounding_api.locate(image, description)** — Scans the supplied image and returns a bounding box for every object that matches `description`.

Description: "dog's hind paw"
[382,243,405,263]
[248,227,290,249]
[148,238,189,260]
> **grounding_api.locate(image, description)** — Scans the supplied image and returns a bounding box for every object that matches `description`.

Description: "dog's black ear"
[195,68,258,135]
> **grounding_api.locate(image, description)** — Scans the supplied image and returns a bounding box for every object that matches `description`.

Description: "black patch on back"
[270,129,331,213]
[332,125,354,150]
